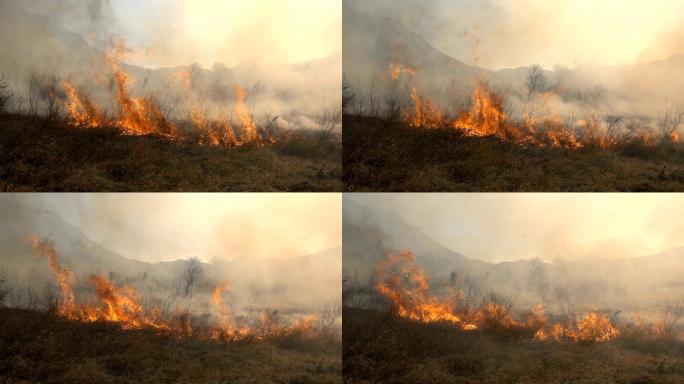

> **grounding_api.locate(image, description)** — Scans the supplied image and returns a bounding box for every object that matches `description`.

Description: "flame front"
[28,236,77,316]
[390,64,679,149]
[375,250,621,342]
[60,38,273,148]
[29,236,317,342]
[375,250,465,326]
[62,81,105,128]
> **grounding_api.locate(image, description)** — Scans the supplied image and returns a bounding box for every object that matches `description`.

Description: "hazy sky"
[8,0,341,68]
[347,193,684,262]
[109,0,341,68]
[26,194,341,263]
[350,0,684,69]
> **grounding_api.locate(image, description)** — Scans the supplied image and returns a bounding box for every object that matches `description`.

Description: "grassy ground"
[0,308,341,384]
[343,308,684,384]
[0,114,342,191]
[343,115,684,191]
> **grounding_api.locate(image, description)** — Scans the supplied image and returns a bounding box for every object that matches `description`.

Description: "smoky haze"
[346,0,684,69]
[343,194,684,321]
[0,194,341,317]
[344,0,684,125]
[345,193,684,262]
[6,193,341,263]
[0,0,341,129]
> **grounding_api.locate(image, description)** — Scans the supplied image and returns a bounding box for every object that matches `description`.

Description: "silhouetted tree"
[526,64,547,96]
[181,256,204,297]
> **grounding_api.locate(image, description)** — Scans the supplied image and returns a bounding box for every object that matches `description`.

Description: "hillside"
[0,5,340,128]
[344,307,684,384]
[343,115,684,192]
[0,196,341,311]
[0,308,341,384]
[0,114,341,192]
[343,196,684,311]
[343,4,684,116]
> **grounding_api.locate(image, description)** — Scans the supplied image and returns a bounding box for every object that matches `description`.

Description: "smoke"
[343,194,684,318]
[344,0,684,131]
[347,0,684,69]
[10,193,341,263]
[0,0,341,130]
[345,193,684,262]
[0,194,341,316]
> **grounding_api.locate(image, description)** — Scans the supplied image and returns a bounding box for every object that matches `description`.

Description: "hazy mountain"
[0,5,339,127]
[343,198,684,311]
[343,3,485,94]
[344,4,684,116]
[0,199,340,310]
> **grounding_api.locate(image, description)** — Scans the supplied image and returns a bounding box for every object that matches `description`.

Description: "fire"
[394,66,679,150]
[89,275,170,330]
[28,236,77,316]
[62,81,105,128]
[233,85,264,145]
[534,312,620,342]
[375,250,621,342]
[60,38,273,148]
[452,82,508,138]
[406,81,584,149]
[407,89,446,129]
[375,251,469,328]
[105,40,178,137]
[389,63,416,81]
[29,236,319,343]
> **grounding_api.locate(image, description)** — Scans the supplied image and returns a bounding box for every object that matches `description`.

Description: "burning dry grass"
[343,115,684,191]
[61,39,270,147]
[343,64,684,191]
[345,252,684,383]
[392,65,679,150]
[343,307,684,384]
[27,237,337,345]
[374,251,627,343]
[0,307,341,384]
[0,113,341,191]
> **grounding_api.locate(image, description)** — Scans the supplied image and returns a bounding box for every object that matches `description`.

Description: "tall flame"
[60,38,272,148]
[233,85,262,145]
[29,236,317,342]
[28,236,77,316]
[62,81,105,128]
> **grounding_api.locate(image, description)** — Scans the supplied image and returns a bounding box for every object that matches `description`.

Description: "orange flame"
[534,312,620,342]
[28,236,77,316]
[375,251,468,327]
[375,250,620,342]
[233,85,263,145]
[30,236,318,342]
[389,63,417,81]
[60,38,271,149]
[62,81,105,128]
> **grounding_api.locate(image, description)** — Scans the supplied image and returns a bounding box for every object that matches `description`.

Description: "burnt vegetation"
[342,249,684,383]
[0,72,341,192]
[343,307,684,384]
[342,69,684,192]
[0,307,341,384]
[0,238,342,383]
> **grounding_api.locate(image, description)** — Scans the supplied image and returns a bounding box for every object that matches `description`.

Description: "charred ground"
[0,114,341,192]
[343,115,684,192]
[343,307,684,384]
[0,307,341,384]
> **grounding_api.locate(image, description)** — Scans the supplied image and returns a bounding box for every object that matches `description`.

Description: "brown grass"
[343,308,684,384]
[0,114,341,191]
[343,115,684,191]
[0,308,341,384]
